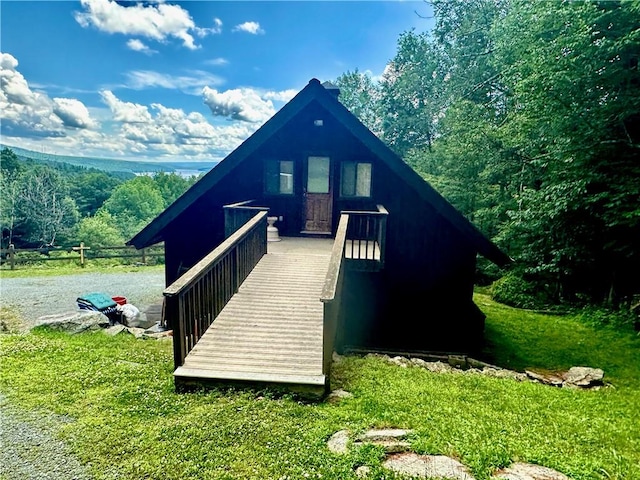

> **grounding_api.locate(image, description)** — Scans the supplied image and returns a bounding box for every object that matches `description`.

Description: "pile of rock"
[32,308,171,341]
[373,354,606,389]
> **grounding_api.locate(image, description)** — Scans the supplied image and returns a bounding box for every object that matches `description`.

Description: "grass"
[0,262,164,278]
[1,294,638,480]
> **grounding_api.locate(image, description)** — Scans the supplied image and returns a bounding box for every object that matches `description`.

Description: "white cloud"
[204,57,229,67]
[100,90,152,123]
[99,90,254,158]
[195,17,222,37]
[126,39,157,55]
[124,69,224,94]
[202,86,276,124]
[1,52,97,138]
[74,0,206,50]
[232,21,264,35]
[263,89,297,103]
[52,98,98,129]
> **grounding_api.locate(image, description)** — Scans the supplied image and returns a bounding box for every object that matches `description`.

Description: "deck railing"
[320,213,349,382]
[164,210,268,370]
[223,200,269,239]
[342,204,388,270]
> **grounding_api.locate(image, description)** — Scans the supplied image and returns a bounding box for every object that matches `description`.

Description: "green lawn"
[1,294,638,480]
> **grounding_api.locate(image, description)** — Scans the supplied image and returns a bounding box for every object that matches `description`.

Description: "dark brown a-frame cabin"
[129,78,511,396]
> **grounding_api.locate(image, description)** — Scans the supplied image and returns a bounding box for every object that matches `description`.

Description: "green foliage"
[1,146,23,177]
[14,165,79,246]
[1,295,639,479]
[334,69,382,135]
[100,176,165,239]
[76,211,125,248]
[352,0,640,306]
[490,272,552,310]
[69,171,123,217]
[152,171,195,206]
[379,30,444,156]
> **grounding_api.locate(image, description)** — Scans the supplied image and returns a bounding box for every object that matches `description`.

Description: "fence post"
[8,244,15,270]
[72,242,91,267]
[141,248,147,265]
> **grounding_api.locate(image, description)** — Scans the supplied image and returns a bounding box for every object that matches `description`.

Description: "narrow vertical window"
[266,160,294,195]
[341,162,372,197]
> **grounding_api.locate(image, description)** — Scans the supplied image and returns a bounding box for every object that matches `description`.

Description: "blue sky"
[1,0,433,163]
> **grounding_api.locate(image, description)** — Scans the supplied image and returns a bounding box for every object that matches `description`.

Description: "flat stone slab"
[382,452,476,480]
[492,462,571,480]
[327,429,350,454]
[358,428,413,441]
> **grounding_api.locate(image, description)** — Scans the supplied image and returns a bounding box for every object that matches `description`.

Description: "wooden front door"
[303,156,332,233]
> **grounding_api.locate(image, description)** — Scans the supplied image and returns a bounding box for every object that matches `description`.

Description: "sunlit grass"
[1,295,638,479]
[0,262,164,278]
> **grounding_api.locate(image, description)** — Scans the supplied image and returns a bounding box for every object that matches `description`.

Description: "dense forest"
[335,0,639,310]
[0,147,198,250]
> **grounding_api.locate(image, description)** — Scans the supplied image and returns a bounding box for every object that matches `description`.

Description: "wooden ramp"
[174,241,332,395]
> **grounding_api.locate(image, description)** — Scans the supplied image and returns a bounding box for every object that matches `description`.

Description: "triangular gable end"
[128,78,511,267]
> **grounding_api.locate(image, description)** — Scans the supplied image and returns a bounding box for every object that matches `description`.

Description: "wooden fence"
[0,242,164,269]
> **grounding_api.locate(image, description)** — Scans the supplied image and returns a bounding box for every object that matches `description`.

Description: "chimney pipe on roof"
[321,80,340,99]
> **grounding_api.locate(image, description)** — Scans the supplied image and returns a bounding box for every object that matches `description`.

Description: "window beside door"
[341,161,372,197]
[265,160,294,195]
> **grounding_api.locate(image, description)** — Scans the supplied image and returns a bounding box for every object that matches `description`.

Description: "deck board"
[174,238,332,392]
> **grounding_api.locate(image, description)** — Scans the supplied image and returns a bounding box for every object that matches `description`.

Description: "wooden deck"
[174,237,333,394]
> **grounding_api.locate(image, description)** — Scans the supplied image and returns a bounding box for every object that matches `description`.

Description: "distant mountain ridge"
[1,144,219,177]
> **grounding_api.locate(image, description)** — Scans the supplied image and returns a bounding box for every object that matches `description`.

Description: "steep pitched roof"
[129,78,511,267]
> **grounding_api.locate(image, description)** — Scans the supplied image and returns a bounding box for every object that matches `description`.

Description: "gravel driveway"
[0,269,166,328]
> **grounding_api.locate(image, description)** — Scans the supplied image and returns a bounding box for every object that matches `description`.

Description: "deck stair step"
[176,246,332,392]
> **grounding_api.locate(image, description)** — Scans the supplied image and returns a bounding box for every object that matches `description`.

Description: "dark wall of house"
[161,99,484,352]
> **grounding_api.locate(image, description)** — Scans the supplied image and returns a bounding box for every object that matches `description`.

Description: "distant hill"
[1,144,219,178]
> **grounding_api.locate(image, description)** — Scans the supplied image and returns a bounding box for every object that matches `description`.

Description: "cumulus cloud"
[124,69,223,94]
[126,39,157,55]
[263,89,297,103]
[232,21,264,35]
[100,90,254,158]
[1,52,97,138]
[100,90,152,123]
[52,98,98,129]
[202,86,277,124]
[74,0,210,50]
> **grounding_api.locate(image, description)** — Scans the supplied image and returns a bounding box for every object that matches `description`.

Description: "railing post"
[8,244,15,270]
[164,294,185,370]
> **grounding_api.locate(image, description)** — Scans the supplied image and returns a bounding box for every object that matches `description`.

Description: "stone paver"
[382,452,476,480]
[492,462,571,480]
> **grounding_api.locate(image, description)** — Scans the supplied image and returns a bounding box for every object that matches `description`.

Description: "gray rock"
[424,361,455,374]
[358,428,413,442]
[562,367,604,388]
[355,465,371,478]
[327,389,353,403]
[353,428,413,453]
[382,452,476,480]
[34,311,109,333]
[492,462,571,480]
[327,429,350,454]
[525,370,564,387]
[104,324,127,336]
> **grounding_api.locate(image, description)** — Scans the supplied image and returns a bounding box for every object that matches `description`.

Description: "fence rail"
[0,243,164,269]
